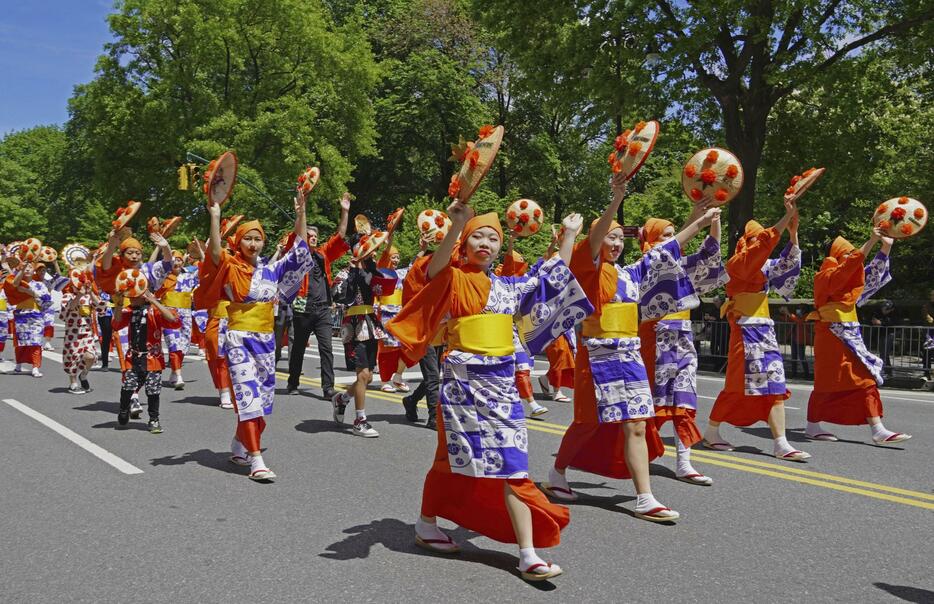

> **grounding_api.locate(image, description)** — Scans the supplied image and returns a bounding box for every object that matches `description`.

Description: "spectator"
[871,300,896,378]
[780,306,810,378]
[709,295,728,359]
[921,289,933,384]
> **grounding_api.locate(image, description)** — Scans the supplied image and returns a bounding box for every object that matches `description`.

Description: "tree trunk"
[721,95,769,253]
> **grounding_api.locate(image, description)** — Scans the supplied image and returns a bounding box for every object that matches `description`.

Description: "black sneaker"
[148,420,163,434]
[352,418,379,438]
[116,411,129,428]
[402,395,419,422]
[79,377,91,392]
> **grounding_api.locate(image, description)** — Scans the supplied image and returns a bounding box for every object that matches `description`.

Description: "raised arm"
[337,192,351,239]
[206,202,223,266]
[675,208,720,249]
[428,200,474,280]
[101,230,121,271]
[149,231,172,264]
[590,172,627,259]
[859,228,882,258]
[559,213,583,264]
[294,187,308,243]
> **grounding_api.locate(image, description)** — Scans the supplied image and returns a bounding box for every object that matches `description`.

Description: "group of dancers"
[0,160,914,583]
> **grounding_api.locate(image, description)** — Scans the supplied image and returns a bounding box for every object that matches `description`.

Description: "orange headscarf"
[640,218,673,252]
[231,220,266,253]
[119,237,143,252]
[590,217,623,235]
[459,212,503,256]
[829,236,855,261]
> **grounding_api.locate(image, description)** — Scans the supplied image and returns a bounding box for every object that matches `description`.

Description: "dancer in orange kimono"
[805,228,911,445]
[388,204,590,582]
[702,194,810,461]
[545,173,718,521]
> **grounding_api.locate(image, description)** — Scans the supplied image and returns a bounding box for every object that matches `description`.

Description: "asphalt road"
[2,329,933,603]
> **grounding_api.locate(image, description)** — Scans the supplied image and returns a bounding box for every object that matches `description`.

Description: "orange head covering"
[640,218,673,253]
[459,212,504,257]
[119,237,143,253]
[734,219,766,254]
[230,220,266,254]
[388,245,400,257]
[590,217,623,236]
[829,236,855,261]
[172,250,185,259]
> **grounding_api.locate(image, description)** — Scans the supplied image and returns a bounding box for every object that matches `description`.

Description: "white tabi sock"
[231,437,247,458]
[870,422,896,441]
[548,466,570,491]
[219,389,232,405]
[529,401,545,412]
[415,517,448,541]
[249,453,268,472]
[773,435,797,457]
[805,421,825,436]
[635,493,664,514]
[518,547,547,571]
[675,438,698,477]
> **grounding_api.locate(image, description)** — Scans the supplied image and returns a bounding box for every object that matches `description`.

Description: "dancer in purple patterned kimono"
[638,208,727,486]
[3,262,54,377]
[0,287,9,361]
[387,207,591,582]
[203,190,314,481]
[703,195,810,461]
[158,252,199,390]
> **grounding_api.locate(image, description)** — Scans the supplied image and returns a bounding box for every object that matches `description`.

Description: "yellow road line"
[277,372,933,509]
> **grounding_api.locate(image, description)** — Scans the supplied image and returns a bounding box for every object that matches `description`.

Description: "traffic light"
[188,163,200,186]
[177,164,189,190]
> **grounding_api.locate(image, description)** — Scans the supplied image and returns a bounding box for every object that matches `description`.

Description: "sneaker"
[43,342,54,351]
[68,383,86,395]
[402,395,419,422]
[31,367,43,378]
[116,411,129,428]
[79,377,92,392]
[14,364,22,374]
[352,417,379,438]
[174,377,185,390]
[148,420,163,434]
[332,392,349,424]
[130,401,143,419]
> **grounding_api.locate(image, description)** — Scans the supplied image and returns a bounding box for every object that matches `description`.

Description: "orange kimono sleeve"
[3,276,32,306]
[386,264,455,361]
[193,250,230,310]
[813,252,865,307]
[377,248,393,270]
[500,253,528,277]
[94,256,124,295]
[401,255,431,305]
[725,227,780,295]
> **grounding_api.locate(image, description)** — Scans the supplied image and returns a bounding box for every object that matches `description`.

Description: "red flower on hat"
[530,222,540,233]
[705,150,719,163]
[715,189,729,202]
[478,124,495,139]
[614,134,628,151]
[513,225,523,234]
[914,207,925,220]
[700,169,717,185]
[786,186,795,195]
[519,200,528,210]
[684,164,697,178]
[533,208,542,218]
[634,121,647,133]
[435,232,444,241]
[448,174,461,198]
[421,221,430,232]
[900,223,914,235]
[434,215,446,227]
[425,209,434,216]
[726,165,739,179]
[519,213,529,223]
[891,207,906,221]
[803,168,816,177]
[898,196,909,204]
[468,148,480,169]
[790,175,801,186]
[607,152,617,165]
[507,210,517,221]
[627,141,642,157]
[690,188,703,201]
[611,160,622,173]
[876,203,888,214]
[879,219,891,230]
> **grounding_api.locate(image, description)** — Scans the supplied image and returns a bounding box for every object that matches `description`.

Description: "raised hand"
[562,212,584,235]
[207,201,222,221]
[149,231,169,248]
[446,199,474,226]
[340,192,352,212]
[294,187,307,215]
[611,171,628,201]
[702,207,721,225]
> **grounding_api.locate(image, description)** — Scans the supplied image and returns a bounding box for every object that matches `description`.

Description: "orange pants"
[15,345,41,366]
[236,417,266,452]
[515,369,534,400]
[169,350,184,372]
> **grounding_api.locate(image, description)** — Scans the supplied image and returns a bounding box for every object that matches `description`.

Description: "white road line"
[3,398,143,475]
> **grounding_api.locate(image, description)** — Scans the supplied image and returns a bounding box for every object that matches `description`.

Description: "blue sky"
[0,1,115,135]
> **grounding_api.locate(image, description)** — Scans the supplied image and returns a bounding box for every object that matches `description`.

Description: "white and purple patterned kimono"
[13,280,54,347]
[377,265,409,347]
[588,239,697,423]
[0,290,10,348]
[825,252,892,385]
[646,235,727,410]
[163,270,198,358]
[225,241,313,421]
[735,243,801,396]
[442,256,592,479]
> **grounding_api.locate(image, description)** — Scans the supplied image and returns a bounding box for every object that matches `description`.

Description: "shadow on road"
[294,419,344,435]
[170,395,222,407]
[74,400,119,413]
[873,582,934,603]
[150,449,246,476]
[320,518,557,591]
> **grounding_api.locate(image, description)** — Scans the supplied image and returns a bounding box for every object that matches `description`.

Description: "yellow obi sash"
[649,308,691,322]
[227,301,274,333]
[345,304,374,317]
[79,305,92,317]
[162,290,193,309]
[0,299,7,311]
[582,302,638,338]
[447,314,514,356]
[15,299,40,311]
[720,292,770,319]
[379,290,403,306]
[806,302,858,323]
[209,300,230,319]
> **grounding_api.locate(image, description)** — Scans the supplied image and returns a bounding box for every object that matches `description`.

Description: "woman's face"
[172,256,183,273]
[390,253,400,268]
[602,227,625,262]
[657,225,676,244]
[122,247,142,265]
[239,230,265,260]
[464,227,502,268]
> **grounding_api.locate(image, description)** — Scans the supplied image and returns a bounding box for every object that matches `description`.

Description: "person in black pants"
[403,344,441,429]
[98,292,114,369]
[286,193,351,398]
